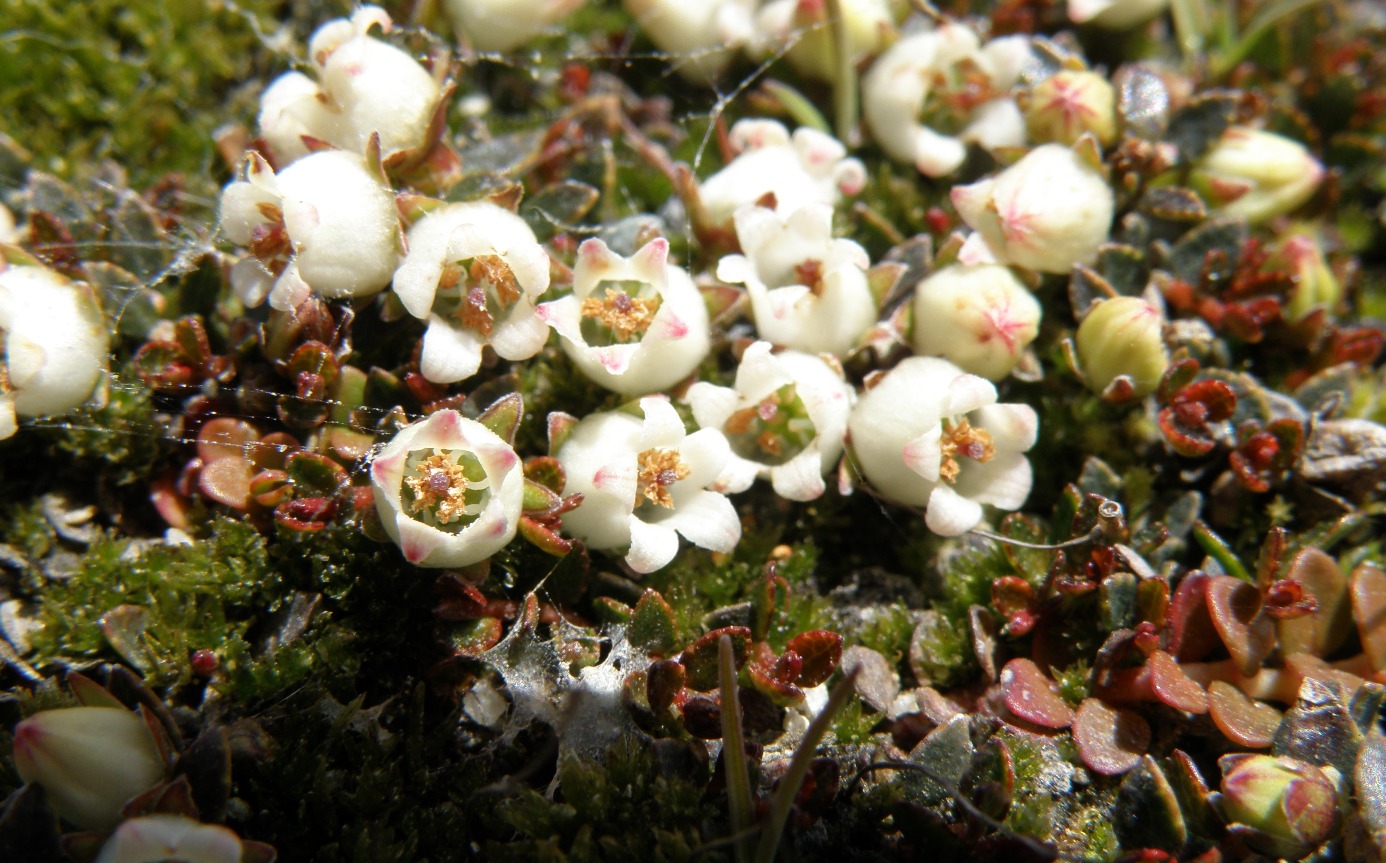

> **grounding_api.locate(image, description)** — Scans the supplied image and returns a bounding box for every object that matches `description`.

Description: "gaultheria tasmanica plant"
[697,120,866,224]
[911,263,1041,381]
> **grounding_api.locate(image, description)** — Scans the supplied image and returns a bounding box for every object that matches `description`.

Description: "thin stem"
[825,0,858,146]
[1211,0,1324,79]
[753,666,859,863]
[719,634,755,863]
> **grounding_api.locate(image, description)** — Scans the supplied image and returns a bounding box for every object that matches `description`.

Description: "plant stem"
[719,634,755,863]
[825,0,858,146]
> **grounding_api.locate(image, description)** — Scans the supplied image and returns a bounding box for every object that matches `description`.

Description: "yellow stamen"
[406,454,471,524]
[938,418,996,484]
[580,288,660,342]
[469,254,522,306]
[637,447,690,508]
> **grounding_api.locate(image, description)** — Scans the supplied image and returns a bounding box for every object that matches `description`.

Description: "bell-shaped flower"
[556,397,741,573]
[1191,127,1324,225]
[446,0,587,53]
[717,204,876,356]
[94,816,249,863]
[911,263,1041,381]
[753,0,899,82]
[258,6,441,165]
[12,706,167,830]
[538,238,710,396]
[370,409,525,567]
[219,149,401,310]
[0,260,110,440]
[698,120,866,225]
[393,201,551,383]
[687,341,854,501]
[951,142,1114,274]
[863,23,1031,177]
[1025,69,1119,147]
[847,356,1037,535]
[624,0,757,84]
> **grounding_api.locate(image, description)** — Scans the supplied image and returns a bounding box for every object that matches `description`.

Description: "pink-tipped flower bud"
[911,263,1041,381]
[1025,70,1119,147]
[13,706,167,829]
[1217,754,1340,861]
[1192,128,1324,225]
[1075,296,1169,397]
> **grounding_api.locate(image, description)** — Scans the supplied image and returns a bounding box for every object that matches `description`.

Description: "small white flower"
[863,24,1031,177]
[12,706,167,830]
[219,149,401,309]
[1068,0,1170,29]
[556,397,741,573]
[687,341,854,501]
[0,261,109,440]
[94,816,245,863]
[951,143,1114,274]
[1192,127,1324,225]
[393,201,551,383]
[538,238,710,396]
[717,204,876,356]
[624,0,757,83]
[911,263,1041,381]
[446,0,588,53]
[370,409,525,568]
[258,6,441,165]
[753,0,899,82]
[698,120,866,225]
[847,356,1037,535]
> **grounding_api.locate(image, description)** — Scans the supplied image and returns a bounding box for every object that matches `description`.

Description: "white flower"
[12,706,167,830]
[951,143,1114,274]
[863,24,1031,177]
[717,204,876,356]
[624,0,757,83]
[258,6,441,165]
[447,0,587,53]
[538,238,710,396]
[393,201,551,383]
[753,0,899,82]
[95,816,245,863]
[698,120,866,225]
[0,261,109,440]
[370,409,525,568]
[219,149,401,309]
[847,356,1037,535]
[687,341,854,501]
[556,397,740,573]
[911,263,1041,381]
[1069,0,1170,29]
[1192,127,1324,225]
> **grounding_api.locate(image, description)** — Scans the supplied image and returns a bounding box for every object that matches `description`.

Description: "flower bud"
[447,0,586,53]
[911,264,1041,381]
[94,815,246,863]
[951,143,1114,274]
[624,0,755,84]
[1192,128,1323,225]
[755,0,897,82]
[1025,70,1119,147]
[1279,233,1341,321]
[1074,296,1169,397]
[1068,0,1170,29]
[1217,754,1340,860]
[12,706,167,829]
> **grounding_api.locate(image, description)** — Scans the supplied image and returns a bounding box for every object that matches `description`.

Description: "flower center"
[403,450,491,528]
[580,283,661,344]
[636,447,690,509]
[442,254,523,338]
[724,383,816,466]
[938,418,995,483]
[794,259,827,296]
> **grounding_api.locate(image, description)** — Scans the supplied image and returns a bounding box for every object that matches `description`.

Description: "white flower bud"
[863,24,1030,177]
[556,397,741,573]
[687,341,854,501]
[698,120,866,225]
[370,409,525,568]
[259,6,440,164]
[624,0,757,84]
[1279,233,1341,321]
[951,143,1114,274]
[717,204,876,356]
[1068,0,1171,28]
[393,201,551,383]
[847,357,1037,535]
[754,0,898,82]
[95,815,245,863]
[1075,295,1169,397]
[1192,127,1323,225]
[538,238,710,396]
[1025,70,1119,147]
[911,264,1041,381]
[0,261,109,440]
[447,0,587,53]
[219,150,401,309]
[12,706,166,830]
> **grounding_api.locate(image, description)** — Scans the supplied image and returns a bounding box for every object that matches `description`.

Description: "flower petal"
[627,516,680,574]
[419,317,483,384]
[490,305,550,361]
[902,426,944,482]
[687,381,740,429]
[956,451,1033,510]
[972,403,1039,452]
[925,484,984,536]
[663,489,741,553]
[944,371,997,416]
[770,446,826,502]
[677,428,731,488]
[639,397,686,449]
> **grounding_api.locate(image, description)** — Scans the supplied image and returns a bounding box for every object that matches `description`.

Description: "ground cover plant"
[3,0,1386,860]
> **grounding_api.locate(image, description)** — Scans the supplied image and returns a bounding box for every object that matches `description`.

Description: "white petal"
[769,447,826,502]
[419,317,484,383]
[392,256,443,319]
[972,403,1038,452]
[713,454,761,495]
[490,306,550,361]
[639,396,686,449]
[677,428,731,488]
[716,253,757,286]
[956,451,1033,510]
[925,484,984,536]
[230,258,275,308]
[733,340,792,399]
[902,425,944,482]
[627,516,680,573]
[663,489,741,553]
[267,262,312,311]
[944,372,997,417]
[536,296,585,344]
[686,381,740,429]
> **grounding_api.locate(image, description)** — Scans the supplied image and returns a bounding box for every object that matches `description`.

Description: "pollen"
[580,288,660,341]
[636,447,690,508]
[406,453,471,524]
[938,418,996,484]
